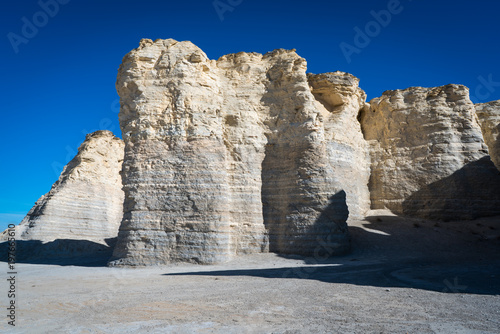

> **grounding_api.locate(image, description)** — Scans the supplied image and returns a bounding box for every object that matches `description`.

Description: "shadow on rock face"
[402,156,500,220]
[0,238,116,267]
[163,213,500,295]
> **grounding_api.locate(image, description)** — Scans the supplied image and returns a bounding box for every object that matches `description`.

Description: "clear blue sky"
[1,0,500,231]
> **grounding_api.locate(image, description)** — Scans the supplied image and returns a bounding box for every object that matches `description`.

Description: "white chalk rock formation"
[475,100,500,171]
[1,130,125,260]
[307,72,371,220]
[360,85,500,219]
[110,39,364,266]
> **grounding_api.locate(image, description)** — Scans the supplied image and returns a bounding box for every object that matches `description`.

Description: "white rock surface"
[360,85,500,219]
[475,100,500,171]
[9,40,500,267]
[1,130,125,260]
[110,39,360,266]
[308,72,371,220]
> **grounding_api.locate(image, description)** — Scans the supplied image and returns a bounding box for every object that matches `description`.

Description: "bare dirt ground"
[1,210,500,333]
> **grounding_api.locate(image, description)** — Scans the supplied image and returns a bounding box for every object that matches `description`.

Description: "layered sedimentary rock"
[6,40,500,267]
[0,131,125,260]
[307,72,371,220]
[110,39,366,266]
[360,85,500,219]
[475,100,500,171]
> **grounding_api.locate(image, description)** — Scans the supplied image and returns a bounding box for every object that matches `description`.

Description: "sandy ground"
[1,210,500,333]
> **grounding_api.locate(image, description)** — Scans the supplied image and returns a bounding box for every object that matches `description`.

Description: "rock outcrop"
[7,39,500,267]
[307,72,371,220]
[360,85,500,219]
[475,100,500,171]
[0,131,125,261]
[109,39,366,266]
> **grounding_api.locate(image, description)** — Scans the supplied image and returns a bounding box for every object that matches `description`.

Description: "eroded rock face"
[360,85,500,219]
[110,39,359,266]
[0,131,125,261]
[307,72,371,220]
[475,100,500,171]
[7,39,500,266]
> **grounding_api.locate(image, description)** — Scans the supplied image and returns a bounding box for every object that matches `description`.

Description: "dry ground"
[1,210,499,333]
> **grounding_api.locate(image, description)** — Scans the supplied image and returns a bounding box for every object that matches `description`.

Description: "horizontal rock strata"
[110,39,364,266]
[307,72,371,221]
[475,100,500,171]
[8,39,500,267]
[0,130,125,261]
[360,85,500,219]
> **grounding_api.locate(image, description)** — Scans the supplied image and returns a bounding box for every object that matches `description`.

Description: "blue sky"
[1,0,500,231]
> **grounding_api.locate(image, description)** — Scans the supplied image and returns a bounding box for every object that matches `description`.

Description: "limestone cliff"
[0,130,125,261]
[475,100,500,171]
[9,39,499,266]
[360,85,500,219]
[110,39,363,266]
[307,72,371,220]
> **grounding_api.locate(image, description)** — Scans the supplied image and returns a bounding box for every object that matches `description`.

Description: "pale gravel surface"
[1,210,499,333]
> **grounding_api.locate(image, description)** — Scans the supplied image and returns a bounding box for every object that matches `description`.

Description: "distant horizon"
[2,0,500,232]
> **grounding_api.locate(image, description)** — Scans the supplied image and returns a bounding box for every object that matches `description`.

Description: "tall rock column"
[215,51,271,256]
[110,39,351,265]
[360,85,500,219]
[111,39,235,265]
[259,52,349,256]
[307,72,371,221]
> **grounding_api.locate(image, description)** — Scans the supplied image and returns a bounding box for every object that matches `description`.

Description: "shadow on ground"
[2,214,499,295]
[0,238,116,267]
[163,213,500,295]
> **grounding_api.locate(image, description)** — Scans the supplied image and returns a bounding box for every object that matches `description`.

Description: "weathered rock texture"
[0,131,125,261]
[6,40,500,267]
[307,72,371,220]
[475,100,500,171]
[110,39,369,266]
[360,85,500,219]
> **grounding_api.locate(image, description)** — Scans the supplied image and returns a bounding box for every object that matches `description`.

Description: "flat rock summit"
[3,38,500,266]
